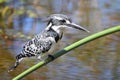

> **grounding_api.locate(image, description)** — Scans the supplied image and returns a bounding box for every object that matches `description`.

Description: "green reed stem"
[12,26,120,80]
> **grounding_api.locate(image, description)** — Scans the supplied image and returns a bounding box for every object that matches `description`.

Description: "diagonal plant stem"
[12,26,120,80]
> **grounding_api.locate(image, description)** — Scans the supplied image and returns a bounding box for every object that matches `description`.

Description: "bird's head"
[43,14,89,33]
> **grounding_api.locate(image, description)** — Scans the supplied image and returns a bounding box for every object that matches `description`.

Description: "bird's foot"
[48,54,55,60]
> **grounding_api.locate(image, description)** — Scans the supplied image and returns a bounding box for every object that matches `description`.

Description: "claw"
[48,54,55,60]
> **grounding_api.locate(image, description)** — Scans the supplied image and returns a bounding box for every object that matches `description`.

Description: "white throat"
[45,22,64,34]
[51,25,63,34]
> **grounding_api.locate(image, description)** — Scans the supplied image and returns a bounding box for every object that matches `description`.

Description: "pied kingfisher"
[8,14,89,72]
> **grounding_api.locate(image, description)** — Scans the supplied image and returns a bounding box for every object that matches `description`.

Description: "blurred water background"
[0,0,120,80]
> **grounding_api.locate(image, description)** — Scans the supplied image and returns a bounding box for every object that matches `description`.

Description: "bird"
[8,14,89,72]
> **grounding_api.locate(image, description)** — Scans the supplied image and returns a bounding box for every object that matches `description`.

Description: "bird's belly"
[36,40,53,53]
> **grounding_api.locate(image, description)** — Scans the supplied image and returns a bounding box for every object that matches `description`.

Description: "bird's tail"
[8,53,25,72]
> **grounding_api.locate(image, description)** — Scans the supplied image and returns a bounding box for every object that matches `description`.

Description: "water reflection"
[0,0,120,80]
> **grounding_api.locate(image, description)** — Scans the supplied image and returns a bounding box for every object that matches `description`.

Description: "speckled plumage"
[17,28,61,59]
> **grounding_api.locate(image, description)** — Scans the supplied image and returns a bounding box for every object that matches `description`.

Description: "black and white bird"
[8,14,89,72]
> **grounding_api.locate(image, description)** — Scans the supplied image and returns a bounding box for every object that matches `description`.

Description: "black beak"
[65,23,90,33]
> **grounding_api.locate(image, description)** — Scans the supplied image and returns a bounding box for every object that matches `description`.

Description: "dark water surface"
[0,0,120,80]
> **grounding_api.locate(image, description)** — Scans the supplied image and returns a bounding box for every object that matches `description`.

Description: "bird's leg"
[36,53,44,61]
[37,55,42,60]
[37,54,55,62]
[37,55,44,61]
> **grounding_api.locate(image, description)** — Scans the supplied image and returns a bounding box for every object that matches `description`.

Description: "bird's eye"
[61,20,66,23]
